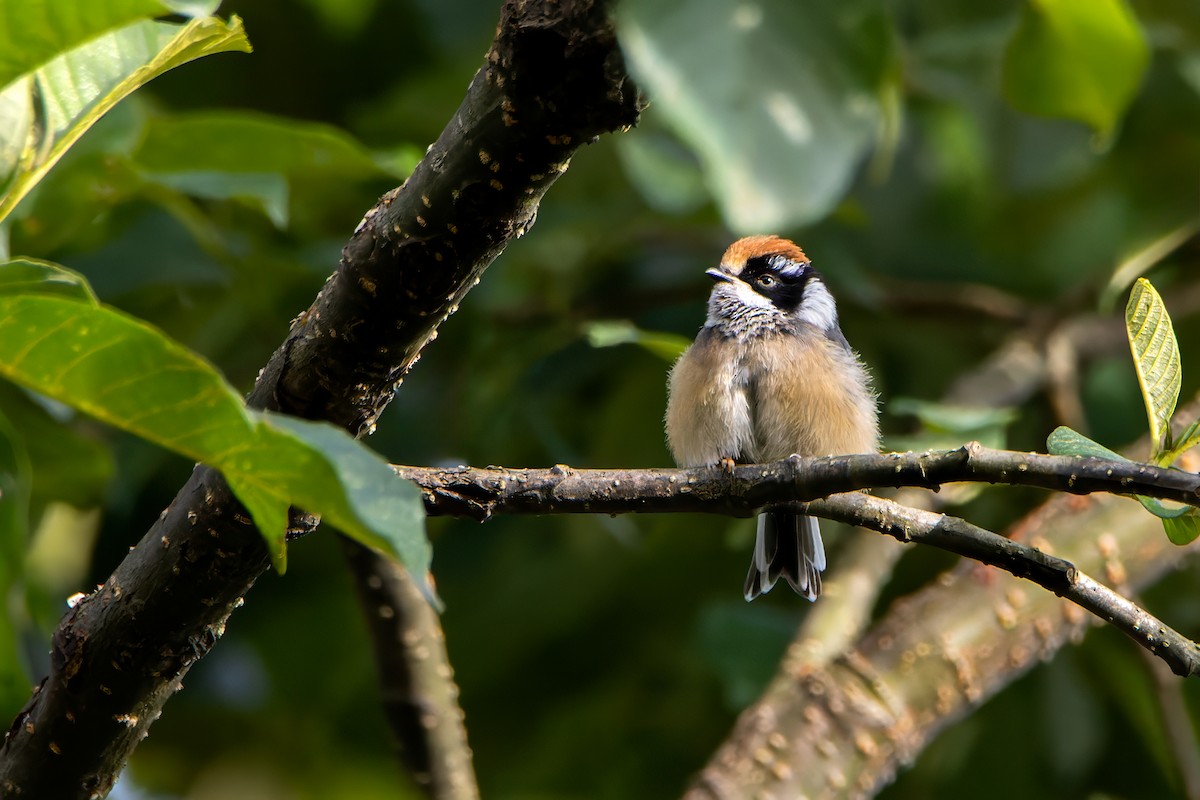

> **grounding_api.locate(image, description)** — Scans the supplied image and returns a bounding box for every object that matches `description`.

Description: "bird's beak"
[705,267,733,283]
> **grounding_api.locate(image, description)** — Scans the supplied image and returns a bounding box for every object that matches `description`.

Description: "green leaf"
[584,320,690,362]
[0,257,96,301]
[0,15,252,223]
[1136,495,1192,520]
[126,110,402,228]
[617,0,893,231]
[0,259,433,586]
[1002,0,1149,137]
[1046,426,1126,461]
[133,111,397,179]
[1161,418,1200,465]
[1125,278,1181,454]
[1163,511,1200,545]
[0,0,172,92]
[257,414,431,599]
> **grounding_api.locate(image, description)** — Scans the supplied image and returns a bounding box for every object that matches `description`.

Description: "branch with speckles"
[393,450,1200,678]
[393,443,1200,520]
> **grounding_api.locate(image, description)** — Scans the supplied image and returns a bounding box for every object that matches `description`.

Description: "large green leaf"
[0,0,171,91]
[616,0,893,231]
[1002,0,1149,137]
[0,14,252,223]
[0,259,432,587]
[1125,278,1180,454]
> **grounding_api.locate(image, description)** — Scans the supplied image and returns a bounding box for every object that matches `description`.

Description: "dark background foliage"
[4,0,1200,797]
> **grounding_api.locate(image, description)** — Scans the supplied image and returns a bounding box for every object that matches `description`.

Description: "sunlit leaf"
[1002,0,1149,137]
[0,0,171,91]
[0,15,252,223]
[617,0,892,231]
[0,259,432,587]
[1125,278,1180,454]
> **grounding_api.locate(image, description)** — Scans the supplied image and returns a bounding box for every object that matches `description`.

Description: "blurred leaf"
[1162,511,1200,545]
[147,170,290,227]
[133,111,396,179]
[1045,426,1126,461]
[0,259,432,586]
[584,320,689,362]
[0,14,252,223]
[617,0,890,231]
[695,600,795,708]
[614,126,708,214]
[128,111,403,228]
[892,398,1018,435]
[1100,218,1200,312]
[1002,0,1149,137]
[0,382,113,508]
[0,403,32,722]
[1125,278,1180,454]
[0,0,171,91]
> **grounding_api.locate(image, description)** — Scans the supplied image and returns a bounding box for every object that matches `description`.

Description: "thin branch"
[396,457,1200,678]
[687,481,1199,798]
[394,443,1200,520]
[340,538,478,800]
[809,492,1200,678]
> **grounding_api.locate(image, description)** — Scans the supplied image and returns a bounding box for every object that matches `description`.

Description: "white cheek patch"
[712,279,774,310]
[795,279,838,332]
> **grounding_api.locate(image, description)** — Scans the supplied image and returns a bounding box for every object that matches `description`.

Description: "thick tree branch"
[0,1,640,796]
[394,443,1200,520]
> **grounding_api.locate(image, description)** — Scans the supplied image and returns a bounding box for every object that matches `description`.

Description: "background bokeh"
[4,0,1200,797]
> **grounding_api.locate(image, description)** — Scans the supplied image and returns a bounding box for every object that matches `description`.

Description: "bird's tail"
[743,512,825,602]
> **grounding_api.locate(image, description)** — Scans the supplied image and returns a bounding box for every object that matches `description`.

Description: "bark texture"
[0,1,640,796]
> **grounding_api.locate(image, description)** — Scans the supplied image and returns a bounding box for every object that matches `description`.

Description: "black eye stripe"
[742,254,809,283]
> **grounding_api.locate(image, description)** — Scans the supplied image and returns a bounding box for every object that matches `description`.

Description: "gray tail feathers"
[743,512,826,602]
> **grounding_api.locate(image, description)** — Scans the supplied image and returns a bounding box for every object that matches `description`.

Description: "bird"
[665,235,879,601]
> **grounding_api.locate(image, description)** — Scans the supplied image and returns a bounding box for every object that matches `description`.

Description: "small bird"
[665,236,879,601]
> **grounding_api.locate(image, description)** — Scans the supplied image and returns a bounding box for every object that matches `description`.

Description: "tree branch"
[687,480,1199,798]
[394,443,1200,520]
[0,1,640,796]
[394,457,1200,677]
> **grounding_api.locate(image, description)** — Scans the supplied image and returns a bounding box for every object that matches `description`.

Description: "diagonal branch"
[0,1,640,797]
[393,443,1200,520]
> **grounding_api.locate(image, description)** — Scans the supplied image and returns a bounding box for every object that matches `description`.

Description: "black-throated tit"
[665,236,879,601]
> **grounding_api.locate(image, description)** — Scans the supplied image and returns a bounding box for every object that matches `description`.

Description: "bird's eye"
[756,274,775,288]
